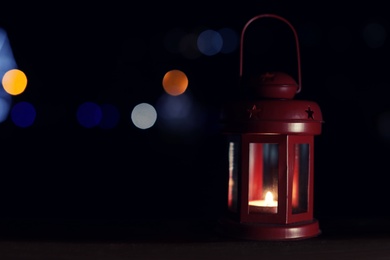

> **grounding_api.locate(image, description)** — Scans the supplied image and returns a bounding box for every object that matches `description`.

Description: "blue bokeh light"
[197,29,223,56]
[76,101,103,128]
[11,101,36,128]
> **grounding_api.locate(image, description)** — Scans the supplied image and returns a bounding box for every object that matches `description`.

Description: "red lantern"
[216,14,324,240]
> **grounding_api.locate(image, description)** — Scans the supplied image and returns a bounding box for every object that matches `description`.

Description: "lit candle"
[249,191,278,213]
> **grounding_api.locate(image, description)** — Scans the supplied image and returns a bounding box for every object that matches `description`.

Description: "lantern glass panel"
[228,141,239,213]
[248,143,279,214]
[292,143,309,214]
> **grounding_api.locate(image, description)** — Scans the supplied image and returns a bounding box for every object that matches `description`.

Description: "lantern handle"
[239,14,302,93]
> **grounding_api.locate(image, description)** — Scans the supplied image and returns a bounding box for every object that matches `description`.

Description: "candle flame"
[265,191,274,206]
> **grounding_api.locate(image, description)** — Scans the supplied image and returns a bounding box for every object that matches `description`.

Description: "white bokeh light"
[131,103,157,130]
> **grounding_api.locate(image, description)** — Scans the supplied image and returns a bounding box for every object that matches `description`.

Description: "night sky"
[0,2,390,223]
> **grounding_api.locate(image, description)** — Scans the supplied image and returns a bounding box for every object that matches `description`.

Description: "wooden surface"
[0,217,389,260]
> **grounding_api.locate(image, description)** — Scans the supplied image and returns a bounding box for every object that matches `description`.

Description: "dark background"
[0,1,389,226]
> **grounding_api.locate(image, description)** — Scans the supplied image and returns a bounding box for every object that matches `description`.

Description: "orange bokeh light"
[162,69,188,96]
[2,69,28,95]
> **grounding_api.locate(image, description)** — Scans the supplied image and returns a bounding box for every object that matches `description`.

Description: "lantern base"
[216,217,321,241]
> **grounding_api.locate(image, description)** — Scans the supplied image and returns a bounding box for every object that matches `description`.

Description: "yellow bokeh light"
[162,69,188,96]
[2,69,28,95]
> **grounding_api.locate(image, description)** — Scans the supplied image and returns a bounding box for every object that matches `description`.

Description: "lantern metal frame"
[216,14,323,241]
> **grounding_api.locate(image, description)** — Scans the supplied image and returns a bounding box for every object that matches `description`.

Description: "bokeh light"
[197,29,223,56]
[131,103,157,130]
[155,91,212,140]
[10,101,36,127]
[2,69,27,95]
[0,91,12,123]
[163,27,238,59]
[0,28,18,77]
[162,69,188,96]
[362,22,387,49]
[156,92,192,121]
[76,101,102,128]
[0,28,18,123]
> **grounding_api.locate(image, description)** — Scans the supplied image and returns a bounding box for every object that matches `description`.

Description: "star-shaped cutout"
[247,104,262,119]
[305,106,314,119]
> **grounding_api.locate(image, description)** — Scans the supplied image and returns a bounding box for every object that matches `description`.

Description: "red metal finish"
[218,14,323,241]
[216,217,320,241]
[249,72,299,99]
[222,99,323,134]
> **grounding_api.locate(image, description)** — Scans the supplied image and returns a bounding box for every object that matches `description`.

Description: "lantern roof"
[222,72,323,135]
[249,71,299,99]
